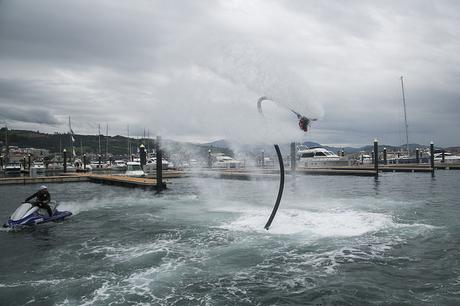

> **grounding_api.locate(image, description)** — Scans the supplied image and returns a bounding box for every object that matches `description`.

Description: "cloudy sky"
[0,0,459,146]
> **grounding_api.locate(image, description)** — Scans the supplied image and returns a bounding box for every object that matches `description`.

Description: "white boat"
[31,161,46,173]
[89,160,108,170]
[4,162,21,174]
[74,159,92,171]
[125,161,145,177]
[112,160,127,171]
[434,152,460,164]
[144,157,174,172]
[297,147,347,168]
[213,154,243,169]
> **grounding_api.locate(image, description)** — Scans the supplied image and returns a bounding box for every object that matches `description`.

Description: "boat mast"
[4,124,8,163]
[68,116,74,161]
[147,129,150,153]
[98,123,101,156]
[105,123,109,158]
[400,76,410,155]
[401,76,410,156]
[127,125,131,157]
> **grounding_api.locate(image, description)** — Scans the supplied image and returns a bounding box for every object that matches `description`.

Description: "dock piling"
[442,151,445,163]
[63,149,67,173]
[83,153,87,170]
[373,139,379,176]
[0,155,3,169]
[383,148,387,165]
[28,154,31,170]
[416,148,420,164]
[290,142,296,172]
[430,141,435,176]
[156,136,163,191]
[139,144,146,169]
[208,149,212,168]
[261,149,265,168]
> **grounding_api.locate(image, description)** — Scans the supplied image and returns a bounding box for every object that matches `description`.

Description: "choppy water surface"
[1,172,460,305]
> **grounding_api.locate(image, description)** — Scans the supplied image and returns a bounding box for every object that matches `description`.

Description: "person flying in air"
[24,185,52,217]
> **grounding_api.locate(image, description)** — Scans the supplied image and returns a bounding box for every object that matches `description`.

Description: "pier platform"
[84,174,166,190]
[0,175,89,185]
[0,173,167,190]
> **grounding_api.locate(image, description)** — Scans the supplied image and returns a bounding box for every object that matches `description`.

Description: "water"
[1,172,460,305]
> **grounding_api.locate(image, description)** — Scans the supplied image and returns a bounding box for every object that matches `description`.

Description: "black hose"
[264,144,285,230]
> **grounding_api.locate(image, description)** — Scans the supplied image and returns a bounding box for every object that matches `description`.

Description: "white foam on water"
[58,193,197,215]
[219,208,395,237]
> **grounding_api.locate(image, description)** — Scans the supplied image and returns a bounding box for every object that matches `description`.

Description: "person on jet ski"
[24,185,52,217]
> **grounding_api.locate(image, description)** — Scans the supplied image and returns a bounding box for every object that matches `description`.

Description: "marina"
[1,1,460,304]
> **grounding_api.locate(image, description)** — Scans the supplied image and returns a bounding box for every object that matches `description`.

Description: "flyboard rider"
[24,185,52,217]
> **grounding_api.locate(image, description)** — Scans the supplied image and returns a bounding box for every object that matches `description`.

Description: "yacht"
[297,147,347,168]
[4,162,21,174]
[112,160,127,171]
[213,154,243,169]
[31,161,46,173]
[125,161,145,177]
[144,157,174,172]
[434,152,460,164]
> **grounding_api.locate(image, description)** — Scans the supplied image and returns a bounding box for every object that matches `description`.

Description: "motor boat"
[3,201,72,229]
[111,160,127,171]
[297,147,347,168]
[31,161,46,173]
[4,162,21,174]
[125,161,145,177]
[144,157,174,173]
[213,155,243,169]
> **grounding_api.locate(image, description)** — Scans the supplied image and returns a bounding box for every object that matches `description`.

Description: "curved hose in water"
[264,144,285,230]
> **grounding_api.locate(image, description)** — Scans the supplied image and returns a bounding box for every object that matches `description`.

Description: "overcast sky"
[0,0,459,147]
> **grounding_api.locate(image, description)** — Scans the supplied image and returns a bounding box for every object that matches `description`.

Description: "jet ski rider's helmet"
[40,185,48,190]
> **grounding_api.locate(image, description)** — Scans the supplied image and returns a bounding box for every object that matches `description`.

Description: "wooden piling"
[373,139,379,176]
[156,136,163,191]
[416,148,420,164]
[290,142,296,172]
[63,149,67,173]
[383,148,387,165]
[430,141,435,176]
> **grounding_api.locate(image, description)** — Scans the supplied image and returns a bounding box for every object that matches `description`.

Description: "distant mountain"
[0,128,454,158]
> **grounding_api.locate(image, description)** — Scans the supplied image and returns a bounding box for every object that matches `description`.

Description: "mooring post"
[290,142,296,172]
[83,153,87,171]
[98,154,102,168]
[0,155,3,170]
[341,148,345,157]
[28,153,31,170]
[441,151,445,163]
[383,148,387,165]
[430,141,435,176]
[261,149,265,168]
[156,136,163,191]
[208,149,212,168]
[139,144,146,169]
[63,149,67,173]
[373,139,379,176]
[416,148,420,164]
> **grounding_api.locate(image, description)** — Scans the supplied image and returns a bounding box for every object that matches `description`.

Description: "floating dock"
[84,174,166,190]
[0,173,168,190]
[0,175,89,185]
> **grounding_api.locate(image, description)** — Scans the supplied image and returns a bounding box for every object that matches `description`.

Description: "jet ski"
[3,201,72,229]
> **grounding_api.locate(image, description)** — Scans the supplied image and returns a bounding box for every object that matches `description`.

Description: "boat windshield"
[127,164,141,171]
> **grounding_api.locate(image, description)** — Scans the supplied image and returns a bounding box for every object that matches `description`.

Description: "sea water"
[0,172,459,305]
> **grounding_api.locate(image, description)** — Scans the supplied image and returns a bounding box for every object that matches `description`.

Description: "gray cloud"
[0,0,459,146]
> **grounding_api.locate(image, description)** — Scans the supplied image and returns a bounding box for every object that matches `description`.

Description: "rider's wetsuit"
[25,190,52,217]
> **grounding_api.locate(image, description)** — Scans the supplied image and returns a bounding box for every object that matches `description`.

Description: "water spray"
[257,96,316,230]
